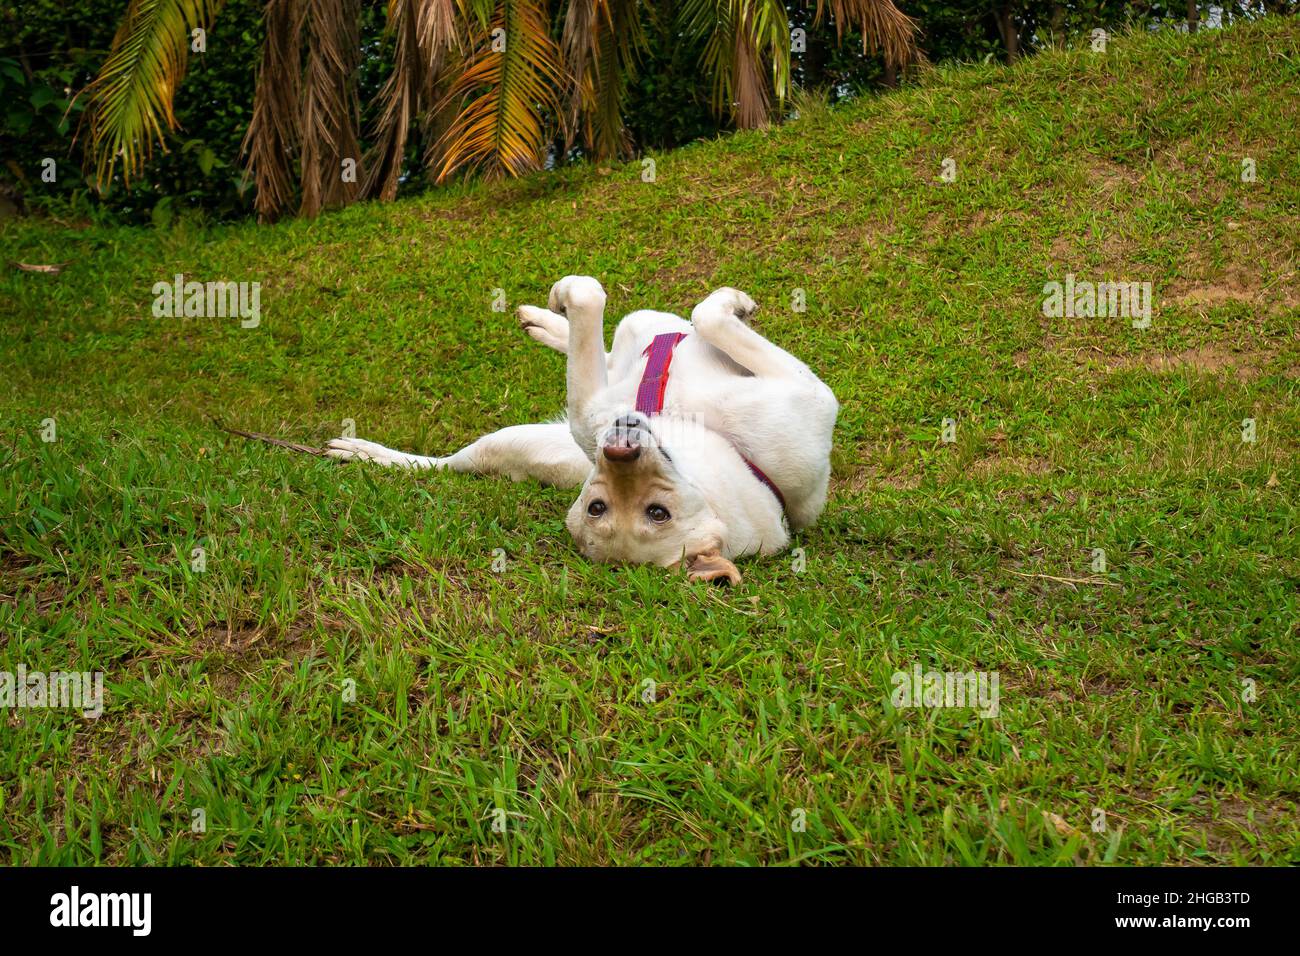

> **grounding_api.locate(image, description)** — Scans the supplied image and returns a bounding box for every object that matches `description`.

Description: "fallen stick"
[212,419,329,458]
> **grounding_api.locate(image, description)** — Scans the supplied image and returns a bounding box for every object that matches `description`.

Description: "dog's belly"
[593,316,836,525]
[602,338,825,449]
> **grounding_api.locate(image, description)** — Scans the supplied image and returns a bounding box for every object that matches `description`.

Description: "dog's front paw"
[516,304,569,352]
[516,303,547,331]
[325,437,402,465]
[693,287,757,326]
[547,275,606,319]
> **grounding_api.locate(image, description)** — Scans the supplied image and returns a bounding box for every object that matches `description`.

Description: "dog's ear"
[684,548,741,586]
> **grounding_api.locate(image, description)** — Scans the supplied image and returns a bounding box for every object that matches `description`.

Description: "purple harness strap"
[636,332,787,514]
[636,332,687,417]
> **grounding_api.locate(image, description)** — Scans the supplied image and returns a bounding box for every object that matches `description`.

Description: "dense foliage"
[2,0,1294,222]
[3,0,262,220]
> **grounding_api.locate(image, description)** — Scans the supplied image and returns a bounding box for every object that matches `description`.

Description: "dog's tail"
[213,419,330,458]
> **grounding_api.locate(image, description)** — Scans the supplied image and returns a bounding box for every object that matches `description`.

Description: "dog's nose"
[602,442,641,462]
[602,414,644,461]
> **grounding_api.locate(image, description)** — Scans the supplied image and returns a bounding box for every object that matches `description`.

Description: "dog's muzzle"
[602,413,646,462]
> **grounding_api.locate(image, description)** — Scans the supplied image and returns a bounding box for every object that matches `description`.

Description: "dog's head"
[565,412,743,585]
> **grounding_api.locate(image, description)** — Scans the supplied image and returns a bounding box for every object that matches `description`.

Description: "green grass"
[1,18,1298,866]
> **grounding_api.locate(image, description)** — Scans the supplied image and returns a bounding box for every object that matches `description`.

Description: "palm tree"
[83,0,917,220]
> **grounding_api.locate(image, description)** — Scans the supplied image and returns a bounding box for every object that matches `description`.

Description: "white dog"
[326,277,838,584]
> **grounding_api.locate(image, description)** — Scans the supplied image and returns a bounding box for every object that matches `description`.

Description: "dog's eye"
[646,505,671,523]
[587,500,607,517]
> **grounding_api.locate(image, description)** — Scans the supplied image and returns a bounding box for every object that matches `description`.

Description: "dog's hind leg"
[440,422,591,486]
[690,288,820,384]
[326,423,591,488]
[323,437,442,469]
[516,304,570,353]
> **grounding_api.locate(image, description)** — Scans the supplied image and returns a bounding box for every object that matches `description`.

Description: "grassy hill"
[1,17,1297,865]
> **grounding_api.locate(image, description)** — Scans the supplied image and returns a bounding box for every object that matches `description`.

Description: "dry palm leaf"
[431,0,565,182]
[243,0,306,221]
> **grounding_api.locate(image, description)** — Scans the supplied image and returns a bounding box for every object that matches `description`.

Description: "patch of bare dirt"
[1184,793,1298,859]
[1049,228,1138,273]
[837,464,922,493]
[1084,157,1145,198]
[1166,261,1300,315]
[1171,283,1300,314]
[1106,344,1276,382]
[968,455,1054,478]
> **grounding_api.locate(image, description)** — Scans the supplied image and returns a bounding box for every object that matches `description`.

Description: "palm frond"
[562,0,644,161]
[416,0,464,51]
[814,0,919,67]
[362,0,462,201]
[243,0,305,221]
[419,65,459,179]
[81,0,224,189]
[681,0,789,128]
[300,0,363,216]
[432,0,565,182]
[362,0,424,201]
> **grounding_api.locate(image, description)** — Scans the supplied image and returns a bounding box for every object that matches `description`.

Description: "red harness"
[637,332,787,514]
